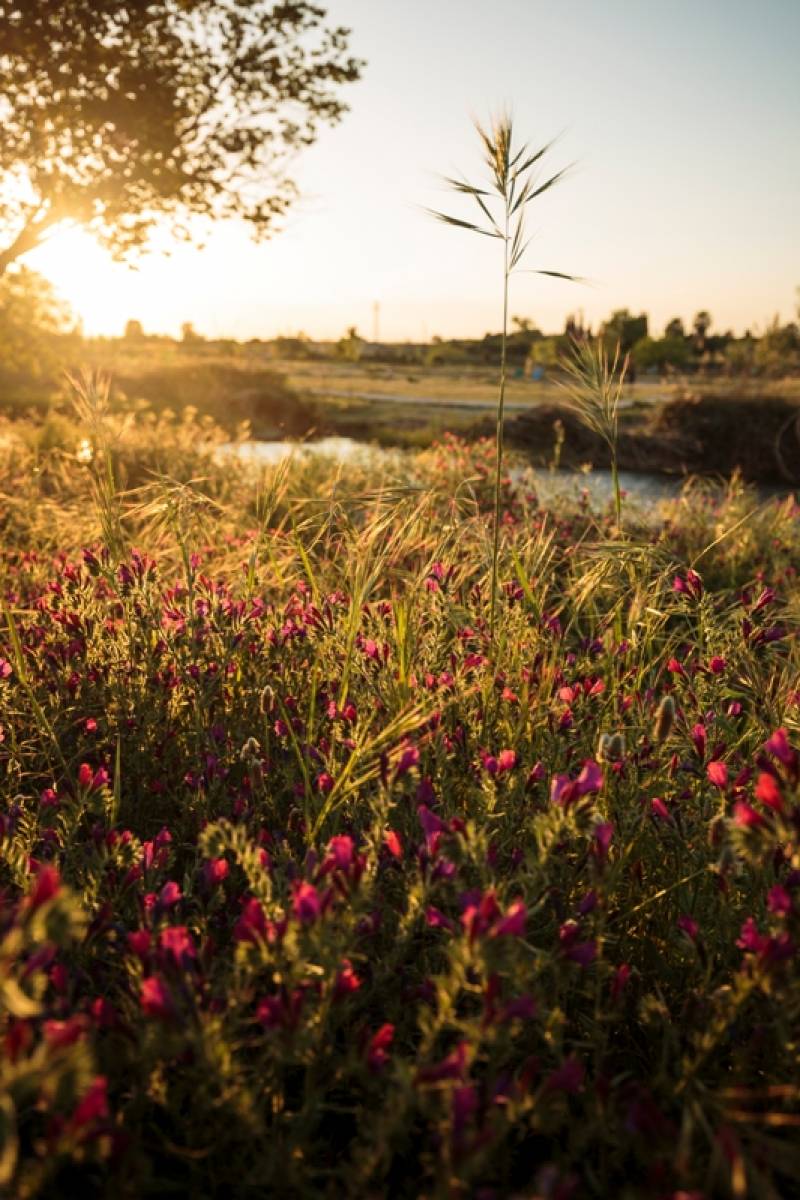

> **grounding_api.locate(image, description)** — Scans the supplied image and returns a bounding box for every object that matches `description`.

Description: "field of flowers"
[1,398,800,1198]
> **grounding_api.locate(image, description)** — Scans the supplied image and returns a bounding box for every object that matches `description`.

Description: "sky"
[27,0,800,342]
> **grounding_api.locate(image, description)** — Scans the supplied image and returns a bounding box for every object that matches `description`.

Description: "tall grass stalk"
[559,337,628,532]
[430,112,575,643]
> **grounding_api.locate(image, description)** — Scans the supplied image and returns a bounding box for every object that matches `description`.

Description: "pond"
[227,438,790,509]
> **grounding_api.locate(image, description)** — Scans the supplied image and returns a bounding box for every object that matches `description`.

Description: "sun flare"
[27,228,132,335]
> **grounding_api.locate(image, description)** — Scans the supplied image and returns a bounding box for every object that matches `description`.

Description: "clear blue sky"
[31,0,800,340]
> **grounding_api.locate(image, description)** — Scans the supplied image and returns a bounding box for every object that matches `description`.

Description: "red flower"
[70,1076,109,1130]
[292,880,322,925]
[366,1023,394,1072]
[384,829,403,859]
[234,897,267,944]
[706,761,728,789]
[141,975,174,1021]
[755,772,785,813]
[203,857,230,887]
[333,959,361,999]
[28,864,60,911]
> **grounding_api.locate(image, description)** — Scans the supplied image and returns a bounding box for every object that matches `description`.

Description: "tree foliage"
[0,2,363,272]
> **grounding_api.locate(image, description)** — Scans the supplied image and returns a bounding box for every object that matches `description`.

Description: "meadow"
[1,381,799,1198]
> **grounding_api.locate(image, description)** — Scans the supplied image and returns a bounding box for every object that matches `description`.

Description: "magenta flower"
[650,796,672,823]
[292,880,322,925]
[550,759,603,807]
[426,905,456,932]
[159,925,196,967]
[491,899,527,938]
[69,1076,109,1130]
[678,915,699,943]
[203,857,230,887]
[755,772,784,813]
[610,963,631,1002]
[545,1057,585,1094]
[706,761,728,789]
[333,959,362,999]
[415,1041,468,1084]
[27,864,60,911]
[765,727,797,770]
[733,801,765,828]
[159,880,182,908]
[141,975,174,1021]
[366,1023,394,1072]
[234,897,267,944]
[384,829,403,859]
[767,885,793,915]
[127,929,152,961]
[593,821,614,861]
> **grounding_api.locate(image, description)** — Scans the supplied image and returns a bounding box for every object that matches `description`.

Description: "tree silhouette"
[0,2,363,274]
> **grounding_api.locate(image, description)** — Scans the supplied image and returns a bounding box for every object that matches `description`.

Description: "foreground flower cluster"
[1,429,799,1197]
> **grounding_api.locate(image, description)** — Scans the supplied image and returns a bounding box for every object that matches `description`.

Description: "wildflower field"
[1,399,800,1199]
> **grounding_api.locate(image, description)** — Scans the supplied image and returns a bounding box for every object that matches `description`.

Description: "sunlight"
[27,227,132,334]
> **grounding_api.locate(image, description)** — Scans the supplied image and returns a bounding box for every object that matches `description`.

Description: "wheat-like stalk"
[429,111,577,643]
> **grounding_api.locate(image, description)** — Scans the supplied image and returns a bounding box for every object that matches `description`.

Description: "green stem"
[489,210,509,645]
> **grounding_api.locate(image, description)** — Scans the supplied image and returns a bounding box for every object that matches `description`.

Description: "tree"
[664,317,685,340]
[124,319,145,341]
[0,267,76,380]
[336,326,364,363]
[0,2,363,275]
[692,311,712,350]
[181,322,203,344]
[600,309,648,353]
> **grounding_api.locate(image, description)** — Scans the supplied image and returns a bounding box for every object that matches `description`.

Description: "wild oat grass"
[0,399,799,1198]
[430,113,576,644]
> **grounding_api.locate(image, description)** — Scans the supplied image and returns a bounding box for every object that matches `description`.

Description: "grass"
[0,387,799,1196]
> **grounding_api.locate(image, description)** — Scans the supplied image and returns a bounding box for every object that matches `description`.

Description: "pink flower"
[159,880,182,908]
[691,724,707,760]
[765,727,796,768]
[610,963,631,1001]
[491,899,527,938]
[394,745,420,777]
[27,864,60,911]
[159,925,196,967]
[70,1076,109,1130]
[384,829,403,859]
[141,975,174,1021]
[706,761,728,789]
[755,772,784,813]
[415,1041,468,1084]
[333,959,361,999]
[767,885,793,915]
[733,801,765,828]
[550,759,603,808]
[650,796,672,822]
[678,915,699,943]
[426,905,456,932]
[496,749,518,772]
[593,821,614,860]
[545,1057,585,1094]
[292,880,322,925]
[366,1023,394,1072]
[203,857,229,887]
[127,929,152,960]
[708,656,726,674]
[325,835,355,872]
[315,772,335,794]
[43,1017,86,1048]
[234,897,267,944]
